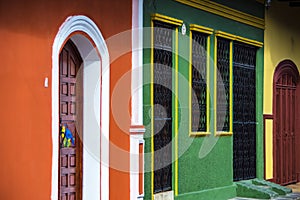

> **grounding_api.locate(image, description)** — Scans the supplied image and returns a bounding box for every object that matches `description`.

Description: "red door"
[273,60,299,185]
[59,40,83,200]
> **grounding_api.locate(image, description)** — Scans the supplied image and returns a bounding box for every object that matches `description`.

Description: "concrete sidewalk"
[287,182,300,193]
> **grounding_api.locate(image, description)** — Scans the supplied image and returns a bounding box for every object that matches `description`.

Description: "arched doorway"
[51,16,110,200]
[273,60,299,185]
[59,40,83,200]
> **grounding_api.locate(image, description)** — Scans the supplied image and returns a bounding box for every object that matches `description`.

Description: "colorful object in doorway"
[60,125,75,147]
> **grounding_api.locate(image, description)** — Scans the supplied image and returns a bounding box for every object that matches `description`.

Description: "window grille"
[153,20,173,193]
[216,38,230,132]
[191,31,208,132]
[233,42,257,181]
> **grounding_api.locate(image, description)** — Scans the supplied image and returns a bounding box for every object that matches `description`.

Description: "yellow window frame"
[189,24,213,136]
[214,31,263,136]
[214,34,233,136]
[150,13,183,199]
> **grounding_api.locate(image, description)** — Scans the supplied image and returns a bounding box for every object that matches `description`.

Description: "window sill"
[189,132,211,137]
[215,132,233,136]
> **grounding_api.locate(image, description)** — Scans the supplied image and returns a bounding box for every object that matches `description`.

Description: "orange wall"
[0,0,132,199]
[109,52,132,200]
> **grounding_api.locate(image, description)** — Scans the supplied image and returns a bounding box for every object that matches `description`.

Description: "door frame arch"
[273,60,299,84]
[51,15,110,200]
[273,59,299,184]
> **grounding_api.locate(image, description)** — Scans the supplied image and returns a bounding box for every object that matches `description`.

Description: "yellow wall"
[264,1,300,180]
[265,120,273,179]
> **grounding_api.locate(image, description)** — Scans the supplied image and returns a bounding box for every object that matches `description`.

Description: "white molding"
[131,0,144,199]
[130,132,145,200]
[51,15,109,200]
[130,127,146,133]
[131,0,144,126]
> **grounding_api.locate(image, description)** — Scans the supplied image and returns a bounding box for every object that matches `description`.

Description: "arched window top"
[274,59,299,85]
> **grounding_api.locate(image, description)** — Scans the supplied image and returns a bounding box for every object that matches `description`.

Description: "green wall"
[143,0,264,199]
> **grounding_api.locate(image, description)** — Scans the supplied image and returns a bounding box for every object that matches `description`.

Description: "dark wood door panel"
[59,40,83,200]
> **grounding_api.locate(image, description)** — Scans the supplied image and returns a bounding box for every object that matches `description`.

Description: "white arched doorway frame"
[51,15,109,200]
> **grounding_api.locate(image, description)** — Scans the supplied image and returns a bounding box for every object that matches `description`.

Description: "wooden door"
[273,60,299,185]
[59,40,83,200]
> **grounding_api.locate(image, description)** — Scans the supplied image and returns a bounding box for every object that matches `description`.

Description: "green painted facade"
[143,1,265,199]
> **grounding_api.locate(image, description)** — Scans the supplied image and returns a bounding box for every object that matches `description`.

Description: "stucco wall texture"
[264,1,300,180]
[0,0,132,199]
[143,0,264,199]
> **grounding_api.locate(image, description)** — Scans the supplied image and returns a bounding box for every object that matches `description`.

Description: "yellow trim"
[190,24,213,35]
[236,36,263,48]
[214,38,233,136]
[189,28,212,136]
[229,41,233,133]
[174,27,179,197]
[189,132,211,136]
[215,31,236,40]
[151,14,182,198]
[151,13,183,26]
[214,36,217,136]
[207,36,211,135]
[150,20,154,200]
[175,0,265,29]
[215,31,263,48]
[215,132,233,136]
[213,31,262,136]
[189,30,192,136]
[265,119,273,180]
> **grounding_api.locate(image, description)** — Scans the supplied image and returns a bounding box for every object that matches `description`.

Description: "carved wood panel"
[59,40,83,200]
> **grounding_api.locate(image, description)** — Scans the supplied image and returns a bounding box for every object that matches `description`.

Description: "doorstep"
[232,179,296,199]
[229,192,300,199]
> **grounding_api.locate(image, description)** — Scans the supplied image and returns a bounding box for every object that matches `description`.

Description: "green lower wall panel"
[178,137,233,194]
[175,185,236,200]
